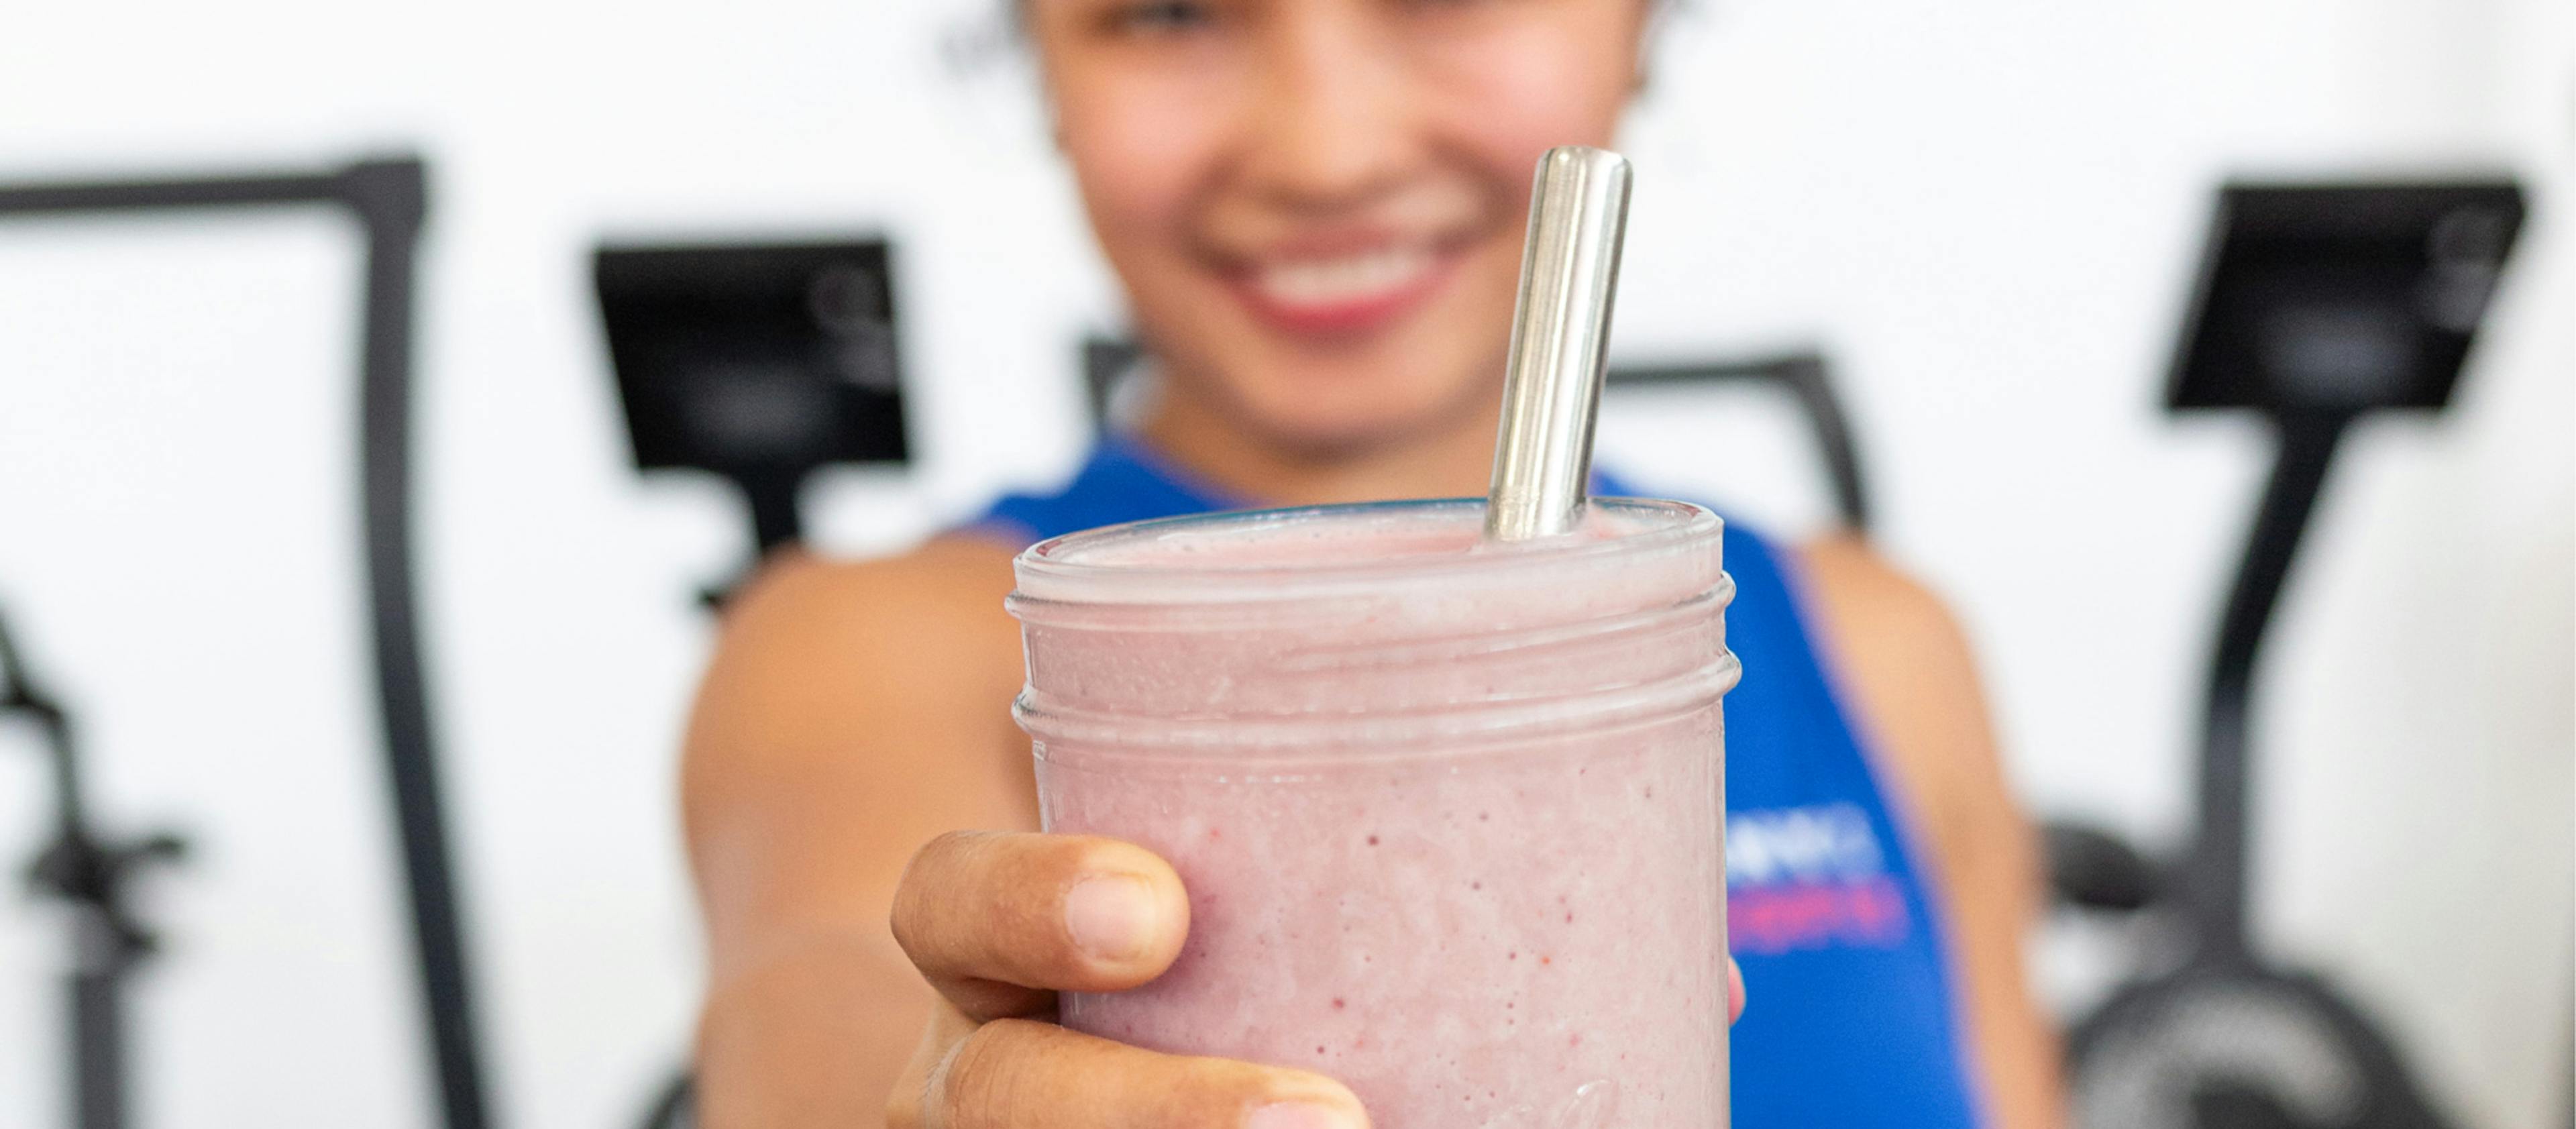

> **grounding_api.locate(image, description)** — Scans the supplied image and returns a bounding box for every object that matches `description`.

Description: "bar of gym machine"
[0,158,494,1129]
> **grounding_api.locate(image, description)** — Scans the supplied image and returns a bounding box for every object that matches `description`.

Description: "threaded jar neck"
[1009,498,1737,764]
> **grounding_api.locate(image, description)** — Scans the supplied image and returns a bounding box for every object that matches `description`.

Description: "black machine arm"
[2188,413,2347,956]
[0,606,82,830]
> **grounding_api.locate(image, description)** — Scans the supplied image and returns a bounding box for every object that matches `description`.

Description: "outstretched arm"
[682,541,1034,1124]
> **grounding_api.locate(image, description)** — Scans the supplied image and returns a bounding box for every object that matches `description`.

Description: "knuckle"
[935,1019,1031,1129]
[892,831,1001,961]
[896,1001,985,1128]
[888,890,929,967]
[886,1032,953,1129]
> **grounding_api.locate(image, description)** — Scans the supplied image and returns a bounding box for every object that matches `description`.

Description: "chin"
[1222,369,1489,461]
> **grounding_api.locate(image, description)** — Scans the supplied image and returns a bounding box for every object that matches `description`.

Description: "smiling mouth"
[1228,242,1456,336]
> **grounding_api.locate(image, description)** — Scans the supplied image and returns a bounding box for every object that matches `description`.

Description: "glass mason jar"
[1007,498,1737,1129]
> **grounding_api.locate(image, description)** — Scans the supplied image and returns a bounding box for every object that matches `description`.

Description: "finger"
[888,998,981,1129]
[892,830,1189,1020]
[926,1018,1368,1129]
[1728,957,1746,1024]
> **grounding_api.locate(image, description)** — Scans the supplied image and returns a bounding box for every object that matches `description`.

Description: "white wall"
[0,1,2565,1126]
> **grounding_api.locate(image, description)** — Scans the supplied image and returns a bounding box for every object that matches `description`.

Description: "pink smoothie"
[1010,500,1734,1129]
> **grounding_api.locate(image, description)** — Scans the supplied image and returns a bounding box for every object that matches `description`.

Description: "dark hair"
[943,0,1680,85]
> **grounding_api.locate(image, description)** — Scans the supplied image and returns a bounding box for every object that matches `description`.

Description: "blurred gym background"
[0,1,2567,1127]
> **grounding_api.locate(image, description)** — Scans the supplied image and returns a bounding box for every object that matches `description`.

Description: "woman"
[682,0,2064,1125]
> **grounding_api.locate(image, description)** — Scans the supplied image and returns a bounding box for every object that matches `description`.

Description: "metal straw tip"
[1485,146,1633,542]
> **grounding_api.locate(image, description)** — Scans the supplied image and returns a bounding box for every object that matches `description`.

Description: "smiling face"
[1028,0,1651,458]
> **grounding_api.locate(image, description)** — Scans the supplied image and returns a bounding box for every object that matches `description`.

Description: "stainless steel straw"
[1485,145,1634,542]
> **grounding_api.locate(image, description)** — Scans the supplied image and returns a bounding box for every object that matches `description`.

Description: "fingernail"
[1065,875,1157,962]
[1248,1102,1359,1129]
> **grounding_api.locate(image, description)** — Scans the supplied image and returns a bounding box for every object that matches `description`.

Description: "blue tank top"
[973,435,1987,1129]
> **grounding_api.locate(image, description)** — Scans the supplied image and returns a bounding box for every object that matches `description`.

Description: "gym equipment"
[595,237,912,602]
[596,236,915,1129]
[0,158,492,1129]
[2059,179,2526,1129]
[1607,354,1874,532]
[0,604,186,1129]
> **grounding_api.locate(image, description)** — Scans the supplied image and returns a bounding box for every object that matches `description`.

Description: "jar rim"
[1017,650,1739,766]
[1012,496,1720,607]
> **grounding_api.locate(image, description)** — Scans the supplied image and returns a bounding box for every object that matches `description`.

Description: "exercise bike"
[2050,178,2526,1129]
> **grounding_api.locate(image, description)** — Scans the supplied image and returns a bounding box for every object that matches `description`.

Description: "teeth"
[1254,246,1433,309]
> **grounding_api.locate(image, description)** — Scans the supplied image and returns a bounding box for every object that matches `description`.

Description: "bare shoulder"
[718,534,1022,663]
[1792,533,1974,661]
[686,533,1028,769]
[1789,533,2008,853]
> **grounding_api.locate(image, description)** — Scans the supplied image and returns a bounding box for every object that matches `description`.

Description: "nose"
[1239,1,1418,210]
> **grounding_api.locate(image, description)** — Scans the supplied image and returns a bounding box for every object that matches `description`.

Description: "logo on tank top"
[1725,803,1911,953]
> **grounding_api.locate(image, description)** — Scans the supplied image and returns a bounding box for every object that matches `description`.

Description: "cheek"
[1421,21,1640,196]
[1055,68,1237,257]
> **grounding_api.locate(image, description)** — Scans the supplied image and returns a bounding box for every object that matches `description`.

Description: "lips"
[1227,242,1454,336]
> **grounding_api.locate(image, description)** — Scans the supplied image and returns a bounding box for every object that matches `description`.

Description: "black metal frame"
[0,158,492,1129]
[0,607,187,1129]
[1609,353,1874,532]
